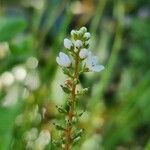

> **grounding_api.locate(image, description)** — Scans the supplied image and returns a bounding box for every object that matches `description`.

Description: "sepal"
[62,68,73,78]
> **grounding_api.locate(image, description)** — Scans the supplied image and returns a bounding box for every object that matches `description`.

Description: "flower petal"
[56,57,63,66]
[91,56,98,65]
[59,52,69,63]
[85,55,93,69]
[57,52,71,67]
[91,65,105,72]
[59,52,67,59]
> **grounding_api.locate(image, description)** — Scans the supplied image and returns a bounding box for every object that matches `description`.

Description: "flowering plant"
[54,27,104,150]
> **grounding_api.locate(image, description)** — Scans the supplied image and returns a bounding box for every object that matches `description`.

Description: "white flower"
[1,71,14,87]
[74,40,82,49]
[64,38,73,49]
[35,130,51,150]
[85,52,104,72]
[56,52,71,67]
[12,66,27,81]
[24,128,38,141]
[79,48,89,59]
[84,32,91,39]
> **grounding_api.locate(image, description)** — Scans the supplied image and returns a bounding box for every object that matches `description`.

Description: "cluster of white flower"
[56,27,104,72]
[0,57,40,107]
[24,128,51,150]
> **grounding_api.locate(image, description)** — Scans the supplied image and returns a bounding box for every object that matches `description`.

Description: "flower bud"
[64,38,73,49]
[71,30,76,36]
[74,40,82,49]
[84,32,91,40]
[79,48,89,59]
[80,27,87,33]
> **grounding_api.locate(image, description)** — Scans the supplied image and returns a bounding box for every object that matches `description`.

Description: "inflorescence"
[54,27,104,150]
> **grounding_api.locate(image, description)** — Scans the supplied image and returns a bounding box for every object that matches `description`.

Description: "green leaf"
[0,103,22,150]
[0,17,27,41]
[53,123,65,131]
[0,91,6,100]
[144,139,150,150]
[60,85,71,94]
[72,136,81,145]
[77,111,84,117]
[56,105,67,114]
[72,129,83,140]
[52,140,61,146]
[62,68,73,78]
[9,35,34,56]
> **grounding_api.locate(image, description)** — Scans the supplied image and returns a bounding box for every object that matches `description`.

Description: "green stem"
[90,0,107,35]
[64,53,79,150]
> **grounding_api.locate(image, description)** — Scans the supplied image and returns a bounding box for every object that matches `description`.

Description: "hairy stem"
[64,53,79,150]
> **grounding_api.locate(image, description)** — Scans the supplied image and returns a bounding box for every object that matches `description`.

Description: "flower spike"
[55,26,105,150]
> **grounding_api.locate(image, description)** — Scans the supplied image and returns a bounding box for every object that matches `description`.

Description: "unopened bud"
[74,40,82,49]
[80,27,87,33]
[84,32,91,40]
[79,48,89,59]
[64,38,73,49]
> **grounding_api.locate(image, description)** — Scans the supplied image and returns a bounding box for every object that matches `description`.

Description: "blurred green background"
[0,0,150,150]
